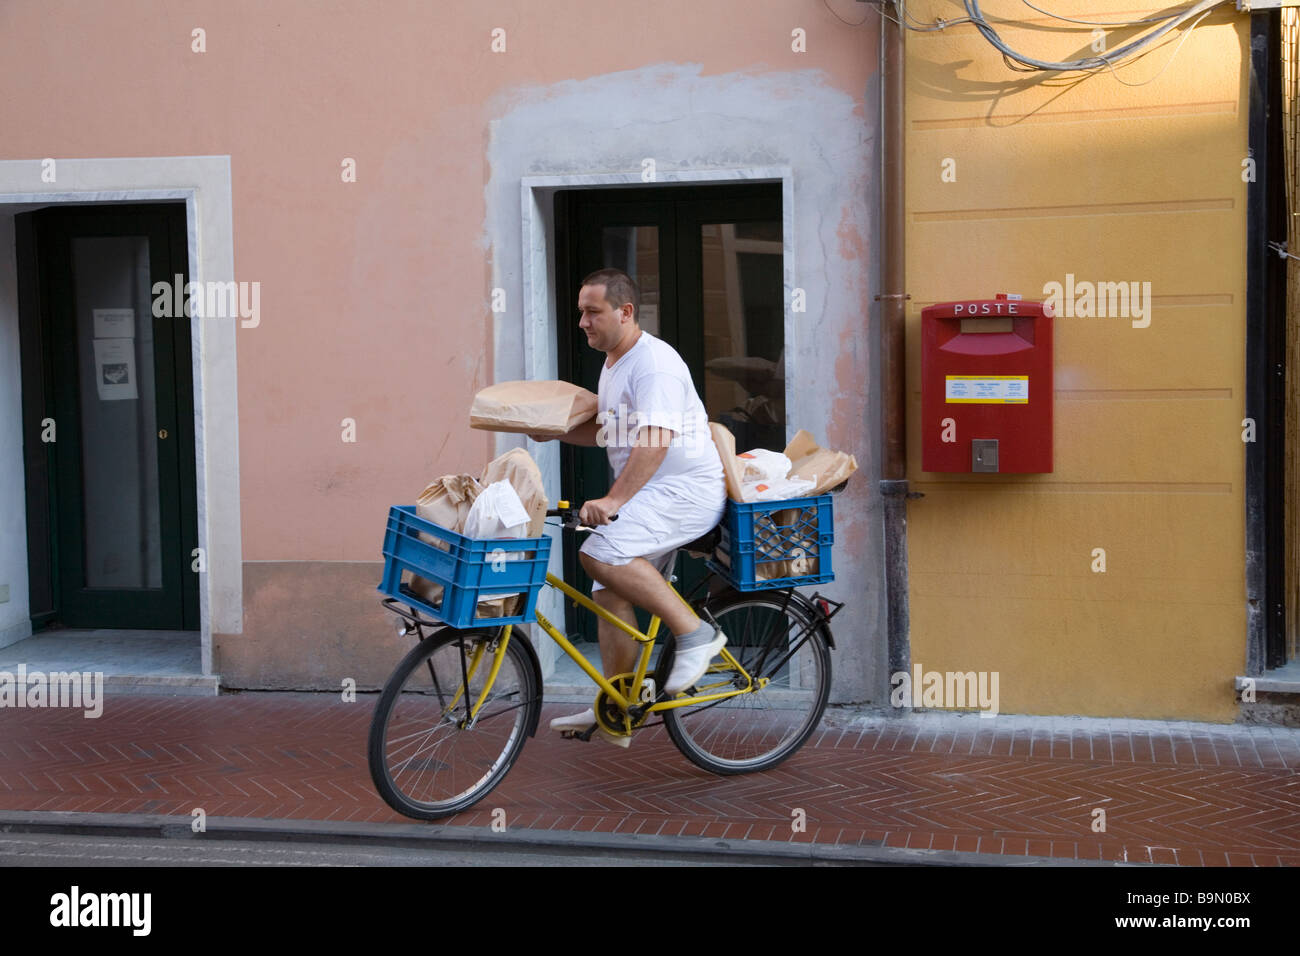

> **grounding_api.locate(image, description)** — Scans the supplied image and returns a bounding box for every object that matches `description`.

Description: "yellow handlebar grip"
[558,499,570,509]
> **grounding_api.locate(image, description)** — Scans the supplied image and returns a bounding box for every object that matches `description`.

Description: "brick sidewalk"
[1,692,1297,865]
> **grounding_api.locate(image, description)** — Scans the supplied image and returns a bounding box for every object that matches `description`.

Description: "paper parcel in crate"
[470,380,598,437]
[708,423,857,581]
[408,447,549,617]
[409,473,482,609]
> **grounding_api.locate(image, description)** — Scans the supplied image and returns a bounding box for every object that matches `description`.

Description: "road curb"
[0,810,1137,866]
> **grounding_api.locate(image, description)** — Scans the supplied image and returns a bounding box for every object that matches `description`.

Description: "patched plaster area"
[484,63,881,701]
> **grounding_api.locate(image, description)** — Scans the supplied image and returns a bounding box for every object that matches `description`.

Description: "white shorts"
[580,483,726,592]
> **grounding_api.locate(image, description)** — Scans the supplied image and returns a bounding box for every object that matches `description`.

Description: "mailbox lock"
[972,439,999,473]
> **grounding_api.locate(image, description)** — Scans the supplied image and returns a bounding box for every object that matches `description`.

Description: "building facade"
[2,1,1294,723]
[0,2,885,701]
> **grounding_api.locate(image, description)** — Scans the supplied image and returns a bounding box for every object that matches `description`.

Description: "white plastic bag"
[736,449,792,483]
[741,476,817,502]
[462,479,530,539]
[462,480,531,601]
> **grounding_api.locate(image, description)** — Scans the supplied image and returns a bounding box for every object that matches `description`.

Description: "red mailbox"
[921,295,1053,473]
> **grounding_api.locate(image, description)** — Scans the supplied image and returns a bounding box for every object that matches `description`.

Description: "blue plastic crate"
[707,494,834,591]
[378,505,552,627]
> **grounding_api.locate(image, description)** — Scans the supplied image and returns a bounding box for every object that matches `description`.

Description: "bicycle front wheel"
[663,590,832,775]
[368,627,540,820]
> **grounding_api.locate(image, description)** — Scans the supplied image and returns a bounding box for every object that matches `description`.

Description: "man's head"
[579,268,640,354]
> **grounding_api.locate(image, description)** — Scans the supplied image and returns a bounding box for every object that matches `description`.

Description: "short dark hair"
[581,268,640,320]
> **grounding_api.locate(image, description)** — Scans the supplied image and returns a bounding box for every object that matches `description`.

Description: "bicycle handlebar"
[545,501,618,532]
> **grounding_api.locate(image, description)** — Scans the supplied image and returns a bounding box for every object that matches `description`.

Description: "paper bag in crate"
[472,447,550,618]
[754,506,819,582]
[409,474,483,607]
[785,430,858,495]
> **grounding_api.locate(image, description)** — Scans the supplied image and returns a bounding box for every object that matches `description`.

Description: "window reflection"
[700,222,784,451]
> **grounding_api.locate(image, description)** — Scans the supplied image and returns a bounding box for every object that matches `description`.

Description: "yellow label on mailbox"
[945,375,1029,404]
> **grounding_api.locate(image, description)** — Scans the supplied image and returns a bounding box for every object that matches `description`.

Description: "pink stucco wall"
[1,0,877,560]
[2,1,881,690]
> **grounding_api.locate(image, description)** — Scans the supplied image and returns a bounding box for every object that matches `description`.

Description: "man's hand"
[579,496,620,526]
[532,417,601,447]
[586,427,673,525]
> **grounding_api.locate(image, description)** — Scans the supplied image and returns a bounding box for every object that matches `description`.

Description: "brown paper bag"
[788,450,857,496]
[472,448,550,617]
[783,429,820,463]
[480,447,548,536]
[707,424,852,581]
[470,380,598,436]
[709,422,749,503]
[754,432,851,578]
[753,507,819,581]
[785,432,858,496]
[409,474,483,606]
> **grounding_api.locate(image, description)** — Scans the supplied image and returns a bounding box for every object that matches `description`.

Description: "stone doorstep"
[100,675,221,697]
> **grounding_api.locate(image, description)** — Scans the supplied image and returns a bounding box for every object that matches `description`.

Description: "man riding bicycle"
[533,268,728,745]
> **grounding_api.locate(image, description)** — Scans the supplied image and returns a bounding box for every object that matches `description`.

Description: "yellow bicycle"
[368,502,840,821]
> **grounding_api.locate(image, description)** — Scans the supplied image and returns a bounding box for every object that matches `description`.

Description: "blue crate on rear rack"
[378,505,552,627]
[707,494,834,592]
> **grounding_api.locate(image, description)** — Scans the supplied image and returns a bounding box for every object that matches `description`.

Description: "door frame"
[20,203,199,630]
[0,156,241,677]
[515,168,794,672]
[554,184,784,641]
[1245,15,1289,675]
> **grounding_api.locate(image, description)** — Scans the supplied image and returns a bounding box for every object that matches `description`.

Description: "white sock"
[675,620,716,651]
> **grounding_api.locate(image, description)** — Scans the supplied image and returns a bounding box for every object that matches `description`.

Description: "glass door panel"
[71,236,164,590]
[601,225,661,336]
[699,220,785,453]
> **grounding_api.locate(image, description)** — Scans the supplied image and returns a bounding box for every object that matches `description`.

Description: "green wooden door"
[556,184,784,642]
[21,204,198,630]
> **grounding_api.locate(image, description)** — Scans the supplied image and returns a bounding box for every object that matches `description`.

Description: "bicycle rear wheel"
[663,590,831,775]
[368,627,540,820]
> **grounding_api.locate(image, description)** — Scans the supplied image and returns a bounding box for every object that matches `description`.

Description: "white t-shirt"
[595,330,724,507]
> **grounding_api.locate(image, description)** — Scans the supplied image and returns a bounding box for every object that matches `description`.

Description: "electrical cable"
[1018,0,1188,28]
[859,0,1226,78]
[1269,240,1300,262]
[1103,7,1214,86]
[821,0,876,27]
[897,0,977,31]
[962,0,1228,72]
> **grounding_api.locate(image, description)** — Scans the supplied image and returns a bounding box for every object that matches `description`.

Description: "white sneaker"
[597,728,632,749]
[665,631,728,695]
[548,708,632,748]
[549,708,597,733]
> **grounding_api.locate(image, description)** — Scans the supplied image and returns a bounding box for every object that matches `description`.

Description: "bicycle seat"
[681,524,722,558]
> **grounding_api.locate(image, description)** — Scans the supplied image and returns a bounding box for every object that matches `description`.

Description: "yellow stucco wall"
[904,1,1250,720]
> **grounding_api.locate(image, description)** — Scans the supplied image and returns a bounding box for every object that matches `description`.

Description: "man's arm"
[579,426,674,525]
[531,416,601,447]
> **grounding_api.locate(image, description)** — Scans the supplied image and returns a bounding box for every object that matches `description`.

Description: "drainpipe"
[878,4,912,711]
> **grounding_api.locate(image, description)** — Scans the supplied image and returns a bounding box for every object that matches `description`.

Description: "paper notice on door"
[93,338,138,401]
[93,308,135,339]
[945,375,1028,404]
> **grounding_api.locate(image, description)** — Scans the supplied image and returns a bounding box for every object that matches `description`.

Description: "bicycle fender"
[789,590,837,650]
[512,628,545,738]
[702,586,836,650]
